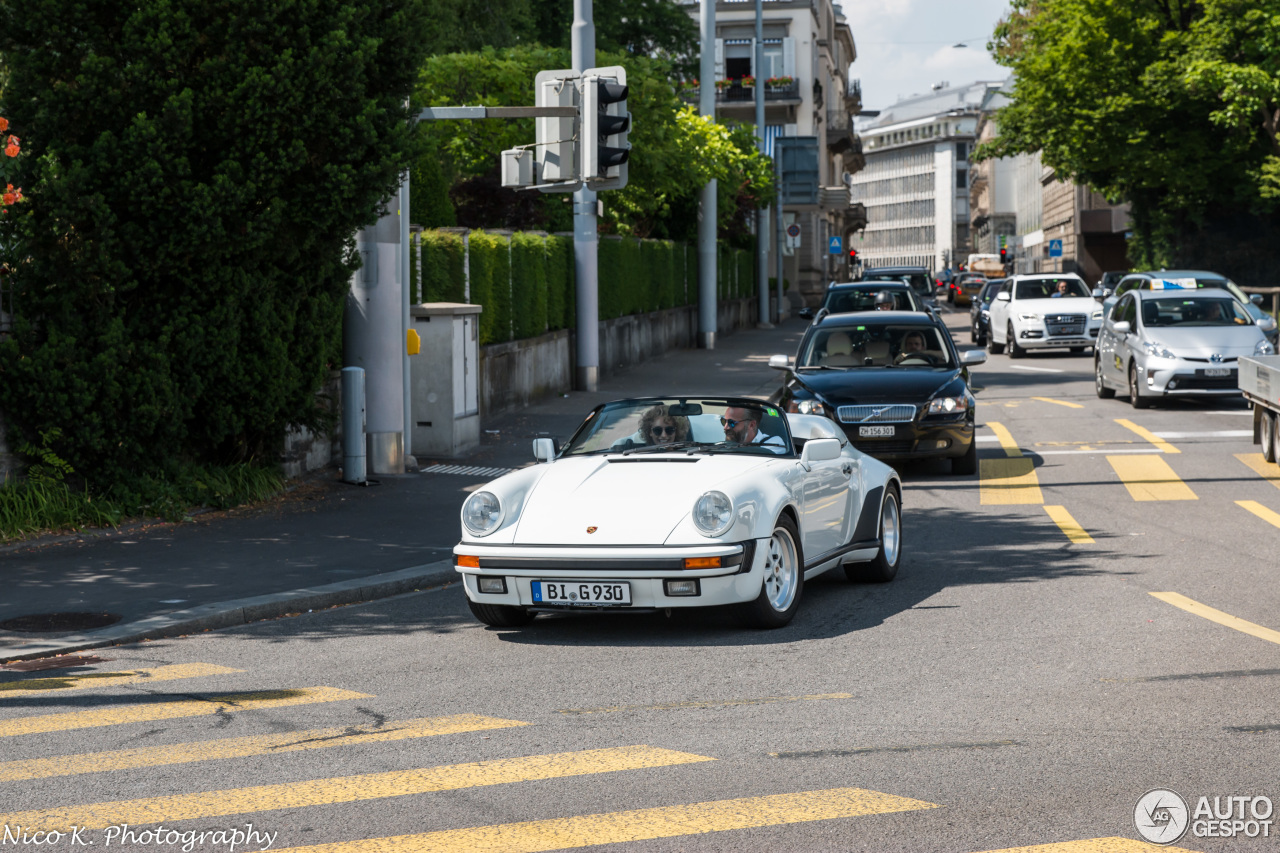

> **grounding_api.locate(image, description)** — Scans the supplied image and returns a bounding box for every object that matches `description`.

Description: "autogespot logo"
[1135,789,1190,845]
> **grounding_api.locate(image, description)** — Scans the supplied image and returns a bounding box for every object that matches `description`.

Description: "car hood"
[794,368,962,404]
[513,454,775,545]
[1016,296,1099,314]
[1141,325,1265,356]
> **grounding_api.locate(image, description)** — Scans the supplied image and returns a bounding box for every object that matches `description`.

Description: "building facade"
[968,84,1016,257]
[850,81,1003,273]
[681,0,866,305]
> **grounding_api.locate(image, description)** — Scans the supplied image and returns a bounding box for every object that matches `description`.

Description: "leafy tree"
[421,0,536,56]
[529,0,698,73]
[0,0,429,488]
[982,0,1280,277]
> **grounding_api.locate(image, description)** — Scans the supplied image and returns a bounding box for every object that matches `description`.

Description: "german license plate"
[1204,368,1231,377]
[532,580,631,606]
[859,425,895,437]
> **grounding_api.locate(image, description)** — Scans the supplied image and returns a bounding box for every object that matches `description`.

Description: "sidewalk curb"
[0,560,459,663]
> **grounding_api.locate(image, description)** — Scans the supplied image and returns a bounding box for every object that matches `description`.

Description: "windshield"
[561,399,793,457]
[865,272,932,296]
[1015,278,1090,299]
[1142,297,1252,328]
[823,288,915,313]
[799,324,954,368]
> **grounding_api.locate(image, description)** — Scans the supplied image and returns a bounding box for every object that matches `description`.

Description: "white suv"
[987,274,1103,357]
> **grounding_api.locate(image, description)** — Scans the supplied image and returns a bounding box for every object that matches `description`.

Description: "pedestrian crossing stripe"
[0,663,242,696]
[1152,591,1280,647]
[265,787,939,853]
[1106,455,1197,501]
[0,714,529,782]
[1043,506,1093,544]
[0,746,717,830]
[1237,499,1280,530]
[978,838,1200,852]
[980,458,1044,505]
[421,465,513,477]
[1114,419,1180,454]
[0,687,370,738]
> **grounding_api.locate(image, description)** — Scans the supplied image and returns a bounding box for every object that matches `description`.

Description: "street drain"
[0,613,123,633]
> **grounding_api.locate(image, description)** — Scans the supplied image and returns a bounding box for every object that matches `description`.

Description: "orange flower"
[2,193,14,206]
[0,117,8,132]
[4,144,17,158]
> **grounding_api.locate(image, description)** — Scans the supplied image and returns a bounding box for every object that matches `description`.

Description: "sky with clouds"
[840,0,1013,111]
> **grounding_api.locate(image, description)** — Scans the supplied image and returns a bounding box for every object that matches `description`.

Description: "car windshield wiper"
[796,364,842,370]
[621,441,702,455]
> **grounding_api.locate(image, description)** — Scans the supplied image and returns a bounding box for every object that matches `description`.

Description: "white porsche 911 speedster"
[454,396,903,629]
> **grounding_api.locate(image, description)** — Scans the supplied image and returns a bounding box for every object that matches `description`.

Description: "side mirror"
[996,291,1011,302]
[1112,320,1131,335]
[1091,287,1104,300]
[768,354,793,371]
[799,437,841,470]
[1251,294,1264,305]
[1102,288,1113,299]
[961,349,988,366]
[532,437,556,463]
[798,307,814,319]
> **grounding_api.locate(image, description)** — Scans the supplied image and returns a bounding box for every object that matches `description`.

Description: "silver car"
[1095,287,1276,407]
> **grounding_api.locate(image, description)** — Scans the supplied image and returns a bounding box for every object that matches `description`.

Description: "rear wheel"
[1129,362,1152,409]
[467,599,536,628]
[1262,410,1277,464]
[951,437,977,475]
[1095,357,1115,398]
[1007,324,1025,358]
[846,486,901,583]
[741,515,803,628]
[1273,412,1280,467]
[971,319,986,345]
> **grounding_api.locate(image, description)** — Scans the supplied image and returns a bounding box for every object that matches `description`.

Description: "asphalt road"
[2,305,1278,852]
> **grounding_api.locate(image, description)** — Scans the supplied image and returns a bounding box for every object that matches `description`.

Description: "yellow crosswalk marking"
[1,746,717,830]
[1115,419,1179,454]
[0,663,242,696]
[1151,591,1280,646]
[1237,500,1280,529]
[1043,506,1094,544]
[0,687,370,738]
[986,421,1023,456]
[1235,453,1280,490]
[1031,397,1084,409]
[980,458,1044,505]
[0,715,528,782]
[976,837,1200,852]
[266,787,938,853]
[1106,455,1197,501]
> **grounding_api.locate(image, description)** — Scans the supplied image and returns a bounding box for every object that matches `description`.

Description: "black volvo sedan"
[768,312,987,474]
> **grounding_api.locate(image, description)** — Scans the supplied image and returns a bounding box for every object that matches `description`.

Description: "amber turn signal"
[683,556,722,570]
[457,555,481,568]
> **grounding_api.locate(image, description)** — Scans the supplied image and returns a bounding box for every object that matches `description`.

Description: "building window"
[955,142,967,159]
[956,169,967,189]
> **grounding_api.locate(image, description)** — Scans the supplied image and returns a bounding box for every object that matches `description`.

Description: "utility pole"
[698,0,718,349]
[572,0,600,391]
[755,0,771,328]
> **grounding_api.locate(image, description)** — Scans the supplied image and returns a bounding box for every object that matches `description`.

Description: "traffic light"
[999,247,1008,263]
[848,247,860,265]
[582,65,630,190]
[531,68,580,192]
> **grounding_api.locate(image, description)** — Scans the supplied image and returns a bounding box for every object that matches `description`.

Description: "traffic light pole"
[572,0,600,392]
[697,0,718,350]
[754,0,771,329]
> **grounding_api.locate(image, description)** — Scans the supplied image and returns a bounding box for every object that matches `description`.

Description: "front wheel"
[1095,358,1115,398]
[1129,362,1152,409]
[846,486,901,583]
[988,324,1005,355]
[1007,324,1025,358]
[740,515,804,628]
[467,599,536,628]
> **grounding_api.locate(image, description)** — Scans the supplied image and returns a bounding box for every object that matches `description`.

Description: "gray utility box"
[411,303,483,458]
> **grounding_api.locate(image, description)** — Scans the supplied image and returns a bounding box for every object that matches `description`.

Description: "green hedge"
[415,229,755,343]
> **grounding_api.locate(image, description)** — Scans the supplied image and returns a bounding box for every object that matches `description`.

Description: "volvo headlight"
[692,491,734,537]
[1018,312,1042,322]
[787,399,826,415]
[1256,339,1276,356]
[927,396,970,415]
[462,491,503,536]
[1142,341,1177,359]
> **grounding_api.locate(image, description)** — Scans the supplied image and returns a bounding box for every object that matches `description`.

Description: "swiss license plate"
[1049,326,1075,336]
[532,580,632,606]
[1204,368,1231,377]
[859,425,895,437]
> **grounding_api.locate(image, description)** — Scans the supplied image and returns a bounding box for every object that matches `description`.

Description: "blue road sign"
[828,236,843,255]
[1048,239,1063,258]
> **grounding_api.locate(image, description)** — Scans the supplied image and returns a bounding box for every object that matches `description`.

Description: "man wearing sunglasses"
[721,406,787,452]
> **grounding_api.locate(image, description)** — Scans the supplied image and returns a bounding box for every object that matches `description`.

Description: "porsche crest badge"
[586,526,598,534]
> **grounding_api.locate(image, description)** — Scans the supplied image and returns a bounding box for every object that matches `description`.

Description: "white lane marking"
[1035,448,1164,456]
[1007,364,1066,374]
[976,436,1002,443]
[1152,430,1253,439]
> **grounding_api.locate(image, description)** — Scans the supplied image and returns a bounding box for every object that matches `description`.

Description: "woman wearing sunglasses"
[610,403,691,449]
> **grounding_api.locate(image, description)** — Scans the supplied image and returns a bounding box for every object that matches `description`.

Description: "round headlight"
[693,491,734,537]
[462,491,503,536]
